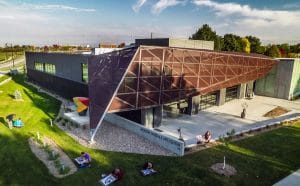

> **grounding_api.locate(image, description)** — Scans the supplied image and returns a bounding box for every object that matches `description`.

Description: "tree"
[265,45,281,58]
[245,36,262,54]
[52,44,60,51]
[215,36,224,51]
[223,34,242,52]
[290,43,300,53]
[278,43,290,57]
[257,45,266,54]
[241,37,251,53]
[43,46,49,52]
[190,24,222,50]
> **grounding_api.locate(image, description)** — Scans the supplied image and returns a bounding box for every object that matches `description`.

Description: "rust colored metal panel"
[89,46,277,131]
[106,46,277,113]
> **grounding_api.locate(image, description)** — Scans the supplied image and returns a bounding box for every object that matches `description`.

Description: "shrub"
[48,151,60,161]
[59,166,71,175]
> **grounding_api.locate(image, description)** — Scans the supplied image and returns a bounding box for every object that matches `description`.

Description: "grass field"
[0,74,11,83]
[0,74,299,186]
[0,63,25,72]
[0,51,24,62]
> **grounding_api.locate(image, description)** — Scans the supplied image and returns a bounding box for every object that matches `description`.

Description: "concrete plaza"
[158,96,300,145]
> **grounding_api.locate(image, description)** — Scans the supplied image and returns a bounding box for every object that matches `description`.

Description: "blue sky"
[0,0,299,46]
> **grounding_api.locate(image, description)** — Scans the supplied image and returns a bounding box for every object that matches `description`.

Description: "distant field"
[0,63,25,72]
[0,51,24,62]
[0,52,7,61]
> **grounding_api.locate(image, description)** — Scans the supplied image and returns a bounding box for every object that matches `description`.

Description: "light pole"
[5,43,15,67]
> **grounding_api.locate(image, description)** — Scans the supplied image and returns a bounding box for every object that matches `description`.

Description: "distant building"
[135,38,214,50]
[255,58,300,100]
[99,43,118,48]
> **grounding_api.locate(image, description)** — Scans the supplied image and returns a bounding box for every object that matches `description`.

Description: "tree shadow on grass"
[23,89,57,119]
[0,129,59,185]
[10,74,60,119]
[0,116,6,125]
[7,94,14,99]
[0,117,10,129]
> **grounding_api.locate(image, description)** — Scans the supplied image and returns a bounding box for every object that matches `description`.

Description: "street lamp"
[5,43,15,67]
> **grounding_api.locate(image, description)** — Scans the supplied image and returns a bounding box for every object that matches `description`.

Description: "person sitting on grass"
[143,161,153,170]
[6,113,16,129]
[196,134,203,144]
[81,152,91,166]
[111,168,124,181]
[13,118,24,128]
[204,131,212,143]
[141,161,157,176]
[99,168,124,185]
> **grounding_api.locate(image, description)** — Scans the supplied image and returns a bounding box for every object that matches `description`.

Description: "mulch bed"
[28,137,77,178]
[263,106,290,117]
[210,163,237,177]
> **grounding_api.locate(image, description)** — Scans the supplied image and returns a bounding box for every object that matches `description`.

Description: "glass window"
[44,63,56,74]
[34,62,44,71]
[82,63,88,83]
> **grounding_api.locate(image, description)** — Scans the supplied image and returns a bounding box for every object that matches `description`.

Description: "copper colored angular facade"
[89,46,277,129]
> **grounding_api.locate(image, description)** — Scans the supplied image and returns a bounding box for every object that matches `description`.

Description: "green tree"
[215,36,224,51]
[241,37,251,53]
[290,43,300,53]
[190,24,222,50]
[265,45,281,58]
[279,43,290,53]
[245,36,262,53]
[223,34,242,52]
[257,45,266,54]
[278,43,290,57]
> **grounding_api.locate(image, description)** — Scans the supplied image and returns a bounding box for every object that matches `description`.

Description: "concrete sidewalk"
[273,169,300,186]
[158,96,300,145]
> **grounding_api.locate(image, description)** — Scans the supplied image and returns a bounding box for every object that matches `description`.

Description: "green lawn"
[0,74,300,186]
[0,52,7,61]
[0,63,25,72]
[0,74,11,82]
[0,52,23,62]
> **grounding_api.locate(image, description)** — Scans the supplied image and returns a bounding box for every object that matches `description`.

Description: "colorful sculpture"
[73,97,89,116]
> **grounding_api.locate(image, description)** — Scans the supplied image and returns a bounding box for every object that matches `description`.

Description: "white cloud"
[0,15,14,19]
[132,0,186,14]
[152,0,186,14]
[192,0,300,25]
[0,0,9,6]
[0,1,96,45]
[23,4,96,12]
[192,0,300,43]
[132,0,147,13]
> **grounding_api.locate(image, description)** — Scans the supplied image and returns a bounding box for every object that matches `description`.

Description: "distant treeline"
[191,24,300,58]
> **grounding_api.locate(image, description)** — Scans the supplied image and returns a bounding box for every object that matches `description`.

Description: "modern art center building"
[26,39,277,143]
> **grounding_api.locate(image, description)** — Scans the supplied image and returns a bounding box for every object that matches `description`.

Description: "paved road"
[0,56,25,69]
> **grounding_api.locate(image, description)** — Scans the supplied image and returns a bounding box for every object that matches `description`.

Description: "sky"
[0,0,299,46]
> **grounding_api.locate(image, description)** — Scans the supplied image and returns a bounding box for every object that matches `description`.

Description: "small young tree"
[14,90,22,100]
[241,37,251,53]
